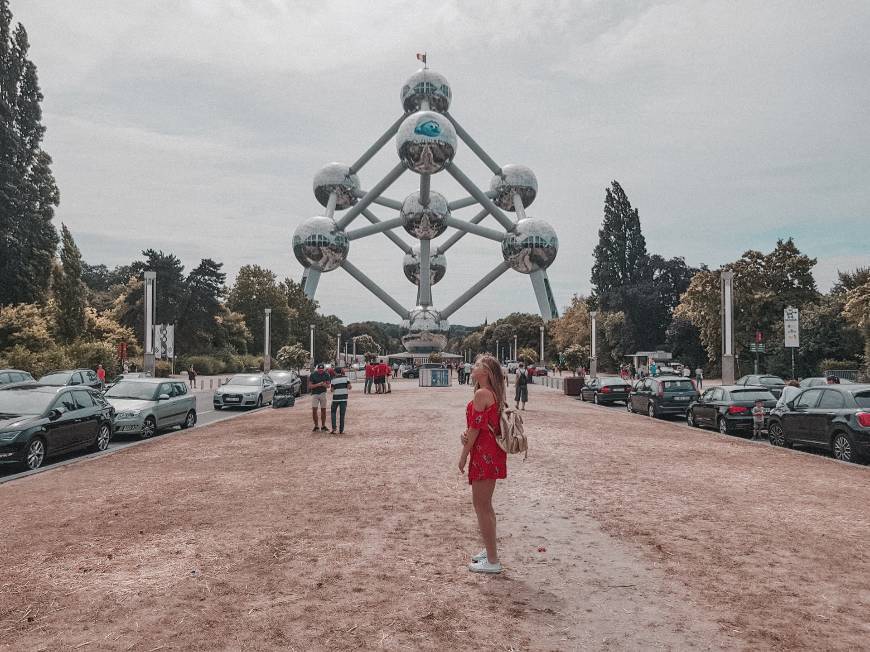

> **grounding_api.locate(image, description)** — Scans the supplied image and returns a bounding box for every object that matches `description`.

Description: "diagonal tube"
[346,217,404,241]
[419,174,430,206]
[530,269,556,321]
[512,192,526,221]
[441,260,511,320]
[349,114,406,174]
[340,260,409,319]
[419,239,432,307]
[444,111,502,175]
[302,268,321,299]
[443,216,505,242]
[445,162,515,231]
[362,209,412,254]
[447,192,496,211]
[337,162,406,230]
[436,208,488,254]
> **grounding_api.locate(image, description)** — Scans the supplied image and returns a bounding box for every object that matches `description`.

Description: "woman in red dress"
[459,354,507,574]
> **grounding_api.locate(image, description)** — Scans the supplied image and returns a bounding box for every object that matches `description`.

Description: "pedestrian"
[308,363,331,432]
[384,361,392,393]
[464,360,472,385]
[682,366,691,378]
[329,367,351,434]
[458,363,465,385]
[374,361,385,394]
[364,361,373,394]
[629,363,636,380]
[751,399,766,441]
[826,375,841,384]
[96,363,106,388]
[694,366,703,389]
[776,379,800,409]
[650,360,658,377]
[187,365,197,390]
[392,362,399,379]
[514,362,528,410]
[459,354,507,574]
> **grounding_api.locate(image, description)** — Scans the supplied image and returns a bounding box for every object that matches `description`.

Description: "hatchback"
[686,386,777,436]
[0,369,35,385]
[105,379,197,439]
[735,374,786,398]
[38,368,103,390]
[629,376,699,418]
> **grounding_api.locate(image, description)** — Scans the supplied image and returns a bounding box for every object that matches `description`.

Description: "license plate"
[675,396,690,401]
[224,397,240,403]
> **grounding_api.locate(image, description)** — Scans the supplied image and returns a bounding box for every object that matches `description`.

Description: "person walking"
[514,362,528,410]
[96,363,106,389]
[392,362,399,379]
[459,354,507,574]
[329,367,351,434]
[364,361,373,395]
[463,360,472,385]
[458,363,465,385]
[187,365,197,390]
[308,363,331,432]
[695,366,703,389]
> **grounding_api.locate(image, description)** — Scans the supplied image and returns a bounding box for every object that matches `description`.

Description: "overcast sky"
[13,1,870,326]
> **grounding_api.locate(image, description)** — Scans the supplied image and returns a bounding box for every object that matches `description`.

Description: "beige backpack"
[489,406,528,460]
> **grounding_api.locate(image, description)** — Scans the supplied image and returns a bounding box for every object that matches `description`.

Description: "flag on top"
[416,52,427,66]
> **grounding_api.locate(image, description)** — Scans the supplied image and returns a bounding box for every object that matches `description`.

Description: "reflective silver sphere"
[292,216,349,272]
[400,190,450,239]
[396,111,457,174]
[490,164,538,211]
[400,68,452,113]
[403,247,446,285]
[313,163,360,210]
[501,218,558,274]
[402,305,449,354]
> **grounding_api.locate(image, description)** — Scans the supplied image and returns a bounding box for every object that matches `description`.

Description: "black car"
[798,376,855,389]
[38,368,103,391]
[0,369,35,385]
[268,370,302,397]
[402,367,420,379]
[0,384,114,470]
[686,385,777,436]
[735,374,786,398]
[767,384,870,463]
[628,376,699,418]
[579,376,631,405]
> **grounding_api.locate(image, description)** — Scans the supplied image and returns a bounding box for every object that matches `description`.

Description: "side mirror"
[786,401,796,410]
[158,394,170,401]
[48,408,62,421]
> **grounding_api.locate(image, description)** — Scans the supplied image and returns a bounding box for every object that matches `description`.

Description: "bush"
[65,340,119,377]
[154,360,172,377]
[180,354,226,375]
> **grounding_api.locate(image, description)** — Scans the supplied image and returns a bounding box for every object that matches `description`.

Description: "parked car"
[628,376,699,418]
[38,368,103,391]
[0,383,114,470]
[686,385,777,435]
[213,374,276,409]
[268,370,302,397]
[0,369,35,386]
[402,367,420,378]
[105,372,152,390]
[580,376,631,405]
[767,384,870,463]
[105,378,196,439]
[653,365,676,377]
[735,374,786,398]
[506,361,519,374]
[799,376,855,389]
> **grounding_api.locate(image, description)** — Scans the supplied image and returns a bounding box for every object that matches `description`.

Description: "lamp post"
[589,311,598,378]
[263,308,272,372]
[539,325,544,367]
[143,271,156,374]
[721,270,736,383]
[309,323,315,369]
[336,333,341,366]
[514,334,518,362]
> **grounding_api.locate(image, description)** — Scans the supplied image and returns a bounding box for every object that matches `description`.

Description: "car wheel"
[256,395,263,408]
[92,424,111,452]
[24,437,46,470]
[214,405,222,411]
[626,400,633,414]
[768,422,789,447]
[142,416,156,439]
[718,417,730,435]
[647,401,657,418]
[686,409,697,428]
[579,391,586,402]
[182,410,197,429]
[593,393,599,405]
[832,431,858,463]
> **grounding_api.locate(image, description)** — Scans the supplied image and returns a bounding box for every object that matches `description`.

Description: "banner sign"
[154,324,175,359]
[783,307,799,348]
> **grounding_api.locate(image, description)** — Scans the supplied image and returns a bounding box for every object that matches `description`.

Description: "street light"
[539,325,544,367]
[309,323,315,369]
[514,333,518,362]
[589,311,598,378]
[143,271,156,374]
[264,308,272,372]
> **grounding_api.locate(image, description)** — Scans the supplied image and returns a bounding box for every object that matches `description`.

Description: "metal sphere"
[501,217,558,274]
[291,216,349,272]
[400,191,450,239]
[401,305,449,354]
[490,164,538,211]
[400,68,452,113]
[396,111,457,174]
[402,247,446,285]
[313,163,360,210]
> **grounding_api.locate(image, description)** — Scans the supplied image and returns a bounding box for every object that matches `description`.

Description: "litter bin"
[563,376,584,396]
[299,374,309,395]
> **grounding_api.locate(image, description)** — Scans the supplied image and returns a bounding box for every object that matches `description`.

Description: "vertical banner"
[784,307,800,348]
[153,324,174,359]
[165,325,175,359]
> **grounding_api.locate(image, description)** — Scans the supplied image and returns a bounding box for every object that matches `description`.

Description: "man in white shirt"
[776,380,801,409]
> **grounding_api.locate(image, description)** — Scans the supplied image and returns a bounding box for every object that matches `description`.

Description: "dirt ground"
[2,379,869,650]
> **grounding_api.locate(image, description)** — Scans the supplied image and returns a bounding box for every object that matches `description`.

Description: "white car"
[213,374,276,409]
[506,360,519,374]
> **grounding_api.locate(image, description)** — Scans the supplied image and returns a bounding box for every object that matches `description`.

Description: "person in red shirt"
[96,364,106,388]
[364,362,373,394]
[383,361,392,394]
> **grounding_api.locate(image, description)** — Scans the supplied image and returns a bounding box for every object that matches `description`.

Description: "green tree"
[843,281,870,378]
[115,250,187,339]
[179,258,226,354]
[51,224,86,342]
[227,265,291,353]
[516,347,538,365]
[590,181,647,310]
[0,0,59,305]
[0,302,52,351]
[550,295,591,352]
[276,343,309,370]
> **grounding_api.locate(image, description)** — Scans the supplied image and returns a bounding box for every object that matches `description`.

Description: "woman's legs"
[471,479,498,563]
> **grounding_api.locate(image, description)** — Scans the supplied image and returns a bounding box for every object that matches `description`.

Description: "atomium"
[400,191,450,239]
[403,247,446,285]
[501,218,558,274]
[396,111,457,174]
[401,68,452,113]
[490,164,538,211]
[401,306,449,354]
[292,216,349,272]
[313,163,359,210]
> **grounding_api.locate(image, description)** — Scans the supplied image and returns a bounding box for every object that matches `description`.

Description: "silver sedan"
[213,374,276,409]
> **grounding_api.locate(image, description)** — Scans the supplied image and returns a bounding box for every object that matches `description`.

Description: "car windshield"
[663,380,695,390]
[731,389,775,401]
[227,375,261,386]
[759,376,785,386]
[853,391,870,408]
[0,387,55,415]
[38,372,71,385]
[105,382,158,400]
[270,372,293,379]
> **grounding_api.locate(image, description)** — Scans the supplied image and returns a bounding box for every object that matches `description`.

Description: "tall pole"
[721,271,736,384]
[143,271,156,374]
[514,334,518,362]
[539,325,545,367]
[309,324,315,369]
[589,311,598,378]
[263,308,272,372]
[336,333,341,366]
[496,340,499,362]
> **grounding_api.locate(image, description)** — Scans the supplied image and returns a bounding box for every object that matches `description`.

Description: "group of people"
[457,361,474,385]
[308,363,351,434]
[363,361,392,394]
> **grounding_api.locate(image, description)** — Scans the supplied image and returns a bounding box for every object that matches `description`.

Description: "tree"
[227,265,291,354]
[665,316,707,371]
[590,181,647,310]
[549,295,591,352]
[115,250,187,338]
[276,343,309,370]
[0,1,60,305]
[179,258,226,354]
[843,281,870,378]
[562,344,587,375]
[351,334,379,355]
[516,347,538,365]
[51,224,86,342]
[0,302,52,351]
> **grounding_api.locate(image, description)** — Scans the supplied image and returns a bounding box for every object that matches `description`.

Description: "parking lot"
[2,380,870,650]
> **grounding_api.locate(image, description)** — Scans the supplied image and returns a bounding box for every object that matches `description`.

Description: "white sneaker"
[471,550,487,563]
[468,559,503,574]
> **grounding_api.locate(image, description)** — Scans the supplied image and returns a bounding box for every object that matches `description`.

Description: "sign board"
[749,343,766,353]
[784,307,799,348]
[154,324,175,359]
[419,367,451,387]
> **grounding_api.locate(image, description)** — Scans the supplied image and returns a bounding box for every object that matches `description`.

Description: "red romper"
[466,400,507,485]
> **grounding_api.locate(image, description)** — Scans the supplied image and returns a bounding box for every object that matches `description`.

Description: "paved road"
[0,388,273,483]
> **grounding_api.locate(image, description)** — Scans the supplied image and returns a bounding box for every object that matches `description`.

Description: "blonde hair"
[473,353,506,413]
